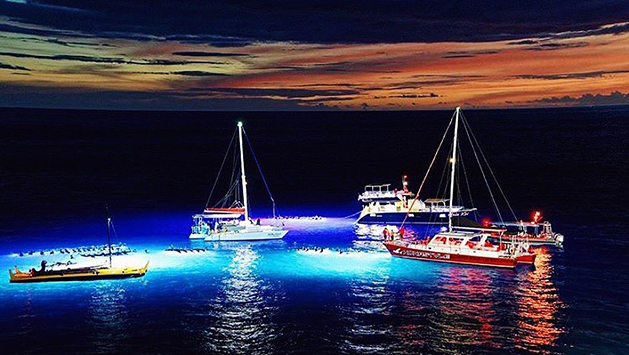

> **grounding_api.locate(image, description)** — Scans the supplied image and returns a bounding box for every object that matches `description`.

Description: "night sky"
[0,0,628,110]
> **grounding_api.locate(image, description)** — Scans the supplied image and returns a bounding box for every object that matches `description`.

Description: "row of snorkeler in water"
[165,246,210,253]
[14,243,134,258]
[295,246,349,254]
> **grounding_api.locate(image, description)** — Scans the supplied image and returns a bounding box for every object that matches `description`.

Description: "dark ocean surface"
[0,106,627,355]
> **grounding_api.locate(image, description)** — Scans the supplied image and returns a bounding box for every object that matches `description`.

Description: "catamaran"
[10,208,149,283]
[356,175,476,224]
[189,122,288,241]
[384,107,536,268]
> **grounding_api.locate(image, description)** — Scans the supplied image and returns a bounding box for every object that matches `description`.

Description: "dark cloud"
[0,83,321,110]
[0,22,92,39]
[508,39,540,45]
[1,1,627,44]
[302,96,356,103]
[517,70,629,80]
[531,91,629,105]
[44,38,116,48]
[294,83,361,88]
[263,61,401,74]
[0,62,30,71]
[378,75,485,90]
[525,42,589,51]
[173,71,230,77]
[0,51,227,65]
[441,54,475,58]
[188,87,360,99]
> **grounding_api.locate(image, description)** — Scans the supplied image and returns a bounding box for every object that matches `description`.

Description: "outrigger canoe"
[9,261,149,283]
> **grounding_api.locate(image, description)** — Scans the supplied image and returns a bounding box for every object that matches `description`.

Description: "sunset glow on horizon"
[1,2,628,110]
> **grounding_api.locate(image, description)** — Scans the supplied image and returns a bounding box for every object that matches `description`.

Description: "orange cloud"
[0,18,627,109]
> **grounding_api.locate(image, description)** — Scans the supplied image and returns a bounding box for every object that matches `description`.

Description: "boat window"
[468,235,482,242]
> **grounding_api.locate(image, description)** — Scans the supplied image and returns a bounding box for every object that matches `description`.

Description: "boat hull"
[9,262,149,283]
[384,242,517,268]
[204,229,288,242]
[189,233,206,240]
[357,212,474,225]
[516,253,537,265]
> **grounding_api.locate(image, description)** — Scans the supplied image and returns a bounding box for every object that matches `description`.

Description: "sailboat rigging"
[189,122,288,241]
[384,107,536,268]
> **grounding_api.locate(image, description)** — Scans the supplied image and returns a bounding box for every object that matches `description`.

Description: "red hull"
[384,242,517,269]
[516,253,537,265]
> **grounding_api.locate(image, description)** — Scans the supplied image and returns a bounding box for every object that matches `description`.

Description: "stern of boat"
[189,233,206,240]
[516,253,537,265]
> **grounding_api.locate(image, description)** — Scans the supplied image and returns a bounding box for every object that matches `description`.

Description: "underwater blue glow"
[0,213,583,354]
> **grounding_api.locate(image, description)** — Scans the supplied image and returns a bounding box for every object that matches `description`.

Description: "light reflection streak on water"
[0,217,570,355]
[339,267,396,354]
[514,248,565,354]
[16,291,36,337]
[87,283,129,354]
[425,267,503,353]
[201,245,278,355]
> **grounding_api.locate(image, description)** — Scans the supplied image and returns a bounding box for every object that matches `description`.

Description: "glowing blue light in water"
[0,212,567,355]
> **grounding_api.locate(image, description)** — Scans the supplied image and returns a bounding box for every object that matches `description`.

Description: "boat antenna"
[237,122,249,222]
[243,127,279,218]
[106,205,112,268]
[448,107,461,232]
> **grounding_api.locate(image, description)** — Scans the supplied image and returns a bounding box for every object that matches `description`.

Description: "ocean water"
[0,107,627,355]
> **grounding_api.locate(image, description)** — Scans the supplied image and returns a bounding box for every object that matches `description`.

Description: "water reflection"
[16,291,36,336]
[87,283,129,354]
[201,245,279,355]
[388,253,565,354]
[353,224,391,252]
[514,248,565,354]
[339,268,397,354]
[354,224,387,239]
[428,267,503,352]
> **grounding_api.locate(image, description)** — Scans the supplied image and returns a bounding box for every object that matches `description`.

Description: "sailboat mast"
[448,107,461,232]
[106,206,112,268]
[238,122,249,222]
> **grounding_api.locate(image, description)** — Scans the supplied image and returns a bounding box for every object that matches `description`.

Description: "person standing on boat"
[33,260,47,275]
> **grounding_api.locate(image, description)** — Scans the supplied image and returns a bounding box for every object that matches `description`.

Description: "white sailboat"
[190,122,288,241]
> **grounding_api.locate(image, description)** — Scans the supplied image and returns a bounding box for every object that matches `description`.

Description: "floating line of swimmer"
[11,243,135,259]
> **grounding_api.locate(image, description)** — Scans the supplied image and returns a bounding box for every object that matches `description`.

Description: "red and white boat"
[384,227,534,268]
[384,107,536,268]
[494,217,564,247]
